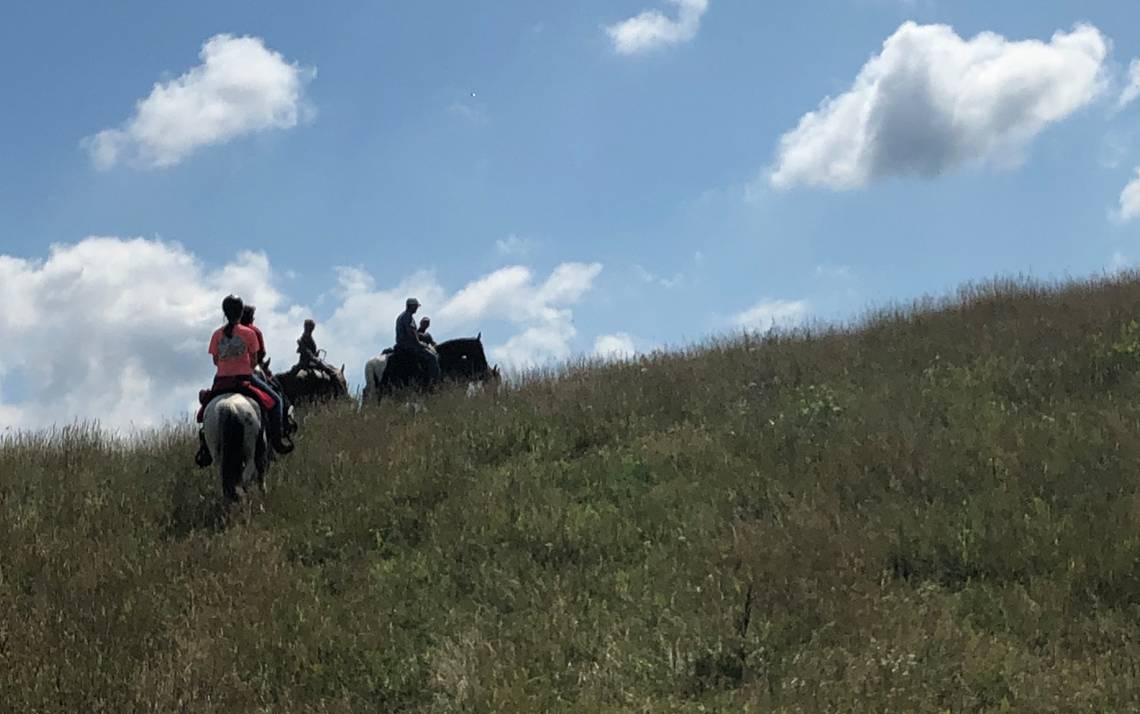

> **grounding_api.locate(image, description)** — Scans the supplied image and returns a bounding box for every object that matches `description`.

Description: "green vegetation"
[6,275,1140,712]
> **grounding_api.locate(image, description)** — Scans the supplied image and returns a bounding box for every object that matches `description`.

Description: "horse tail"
[219,405,246,501]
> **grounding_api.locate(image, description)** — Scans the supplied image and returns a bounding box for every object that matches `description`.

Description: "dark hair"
[240,305,256,326]
[222,295,244,339]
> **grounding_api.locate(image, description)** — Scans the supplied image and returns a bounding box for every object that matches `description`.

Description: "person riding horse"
[240,305,269,373]
[418,316,436,348]
[195,295,293,466]
[396,298,441,381]
[296,318,342,382]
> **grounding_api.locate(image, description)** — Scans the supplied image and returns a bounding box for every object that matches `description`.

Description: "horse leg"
[254,431,269,493]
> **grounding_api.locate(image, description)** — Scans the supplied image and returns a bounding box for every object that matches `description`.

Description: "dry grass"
[5,274,1140,711]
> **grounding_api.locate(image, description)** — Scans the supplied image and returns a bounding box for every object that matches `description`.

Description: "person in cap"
[396,298,441,381]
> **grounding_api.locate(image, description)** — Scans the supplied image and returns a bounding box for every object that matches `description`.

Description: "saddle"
[196,376,276,423]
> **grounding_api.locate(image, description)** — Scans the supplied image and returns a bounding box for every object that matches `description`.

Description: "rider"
[239,302,291,416]
[240,305,268,372]
[417,316,436,348]
[296,318,341,382]
[396,298,441,381]
[196,295,293,466]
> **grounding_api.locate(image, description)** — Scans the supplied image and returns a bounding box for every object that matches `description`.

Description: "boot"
[195,429,213,467]
[266,408,295,455]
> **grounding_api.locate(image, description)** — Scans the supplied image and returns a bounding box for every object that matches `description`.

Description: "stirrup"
[195,444,213,468]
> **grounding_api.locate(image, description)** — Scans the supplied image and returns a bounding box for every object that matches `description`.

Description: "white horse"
[361,353,389,405]
[203,393,267,502]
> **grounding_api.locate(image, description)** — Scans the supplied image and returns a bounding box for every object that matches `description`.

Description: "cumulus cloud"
[733,299,809,332]
[1120,59,1140,109]
[1118,169,1140,223]
[439,262,604,368]
[594,333,637,360]
[83,34,315,169]
[0,238,602,431]
[0,238,291,431]
[606,0,709,55]
[770,22,1108,190]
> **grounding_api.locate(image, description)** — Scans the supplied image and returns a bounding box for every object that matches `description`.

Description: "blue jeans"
[249,373,285,426]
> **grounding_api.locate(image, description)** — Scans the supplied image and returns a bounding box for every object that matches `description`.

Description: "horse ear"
[477,332,481,341]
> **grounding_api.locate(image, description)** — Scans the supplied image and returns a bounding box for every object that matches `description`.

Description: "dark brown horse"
[276,363,348,405]
[362,334,499,404]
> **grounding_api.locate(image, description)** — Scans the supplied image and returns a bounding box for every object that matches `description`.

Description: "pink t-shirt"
[208,324,260,378]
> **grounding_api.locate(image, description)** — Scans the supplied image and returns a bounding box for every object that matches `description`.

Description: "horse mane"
[437,337,483,352]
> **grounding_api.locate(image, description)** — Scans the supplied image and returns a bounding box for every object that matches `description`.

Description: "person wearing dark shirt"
[396,298,440,380]
[418,316,436,347]
[297,319,319,366]
[297,319,340,382]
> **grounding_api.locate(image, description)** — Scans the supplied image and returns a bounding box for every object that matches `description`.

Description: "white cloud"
[770,22,1108,190]
[83,34,315,169]
[1118,169,1140,223]
[594,333,637,360]
[0,238,603,431]
[1120,59,1140,109]
[439,262,604,368]
[733,299,809,332]
[495,234,536,258]
[0,238,290,431]
[606,0,709,55]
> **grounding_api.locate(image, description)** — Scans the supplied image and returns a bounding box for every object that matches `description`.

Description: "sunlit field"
[5,275,1140,712]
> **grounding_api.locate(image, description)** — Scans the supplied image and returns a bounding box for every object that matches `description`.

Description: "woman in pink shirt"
[210,295,261,379]
[197,295,291,466]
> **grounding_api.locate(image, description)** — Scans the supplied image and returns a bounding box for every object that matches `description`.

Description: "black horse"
[363,335,500,403]
[276,362,348,406]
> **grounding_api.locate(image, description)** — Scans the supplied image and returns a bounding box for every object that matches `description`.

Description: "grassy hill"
[5,275,1140,712]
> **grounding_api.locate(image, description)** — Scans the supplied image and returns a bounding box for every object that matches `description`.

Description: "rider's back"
[209,324,259,377]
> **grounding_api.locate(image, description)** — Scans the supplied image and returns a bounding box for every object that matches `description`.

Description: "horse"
[202,393,268,503]
[362,353,389,404]
[362,335,500,404]
[277,362,348,405]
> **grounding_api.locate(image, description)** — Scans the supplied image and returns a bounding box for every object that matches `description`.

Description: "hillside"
[5,275,1140,712]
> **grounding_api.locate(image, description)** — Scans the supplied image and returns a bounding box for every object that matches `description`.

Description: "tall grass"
[5,274,1140,711]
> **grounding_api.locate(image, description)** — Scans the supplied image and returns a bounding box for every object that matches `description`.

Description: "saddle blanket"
[196,376,275,423]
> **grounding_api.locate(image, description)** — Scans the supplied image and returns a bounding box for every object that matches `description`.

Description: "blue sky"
[2,0,1140,429]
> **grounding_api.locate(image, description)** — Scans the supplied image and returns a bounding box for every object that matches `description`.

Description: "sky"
[3,0,1140,431]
